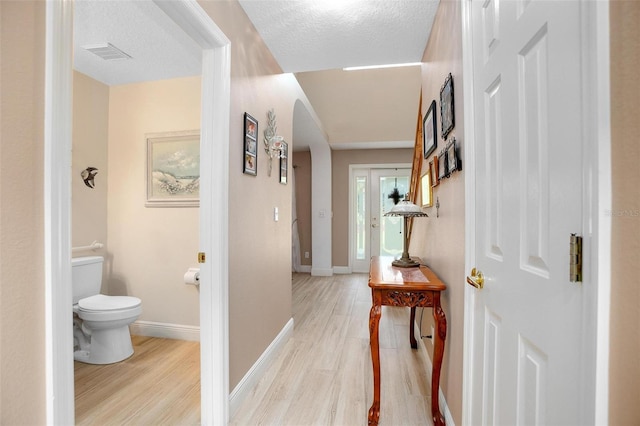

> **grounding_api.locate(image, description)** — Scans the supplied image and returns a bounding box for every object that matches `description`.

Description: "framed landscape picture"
[146,130,200,207]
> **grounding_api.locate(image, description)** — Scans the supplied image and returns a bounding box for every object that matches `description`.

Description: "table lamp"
[384,196,428,267]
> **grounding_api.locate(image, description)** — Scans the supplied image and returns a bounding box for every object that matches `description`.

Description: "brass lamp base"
[392,257,421,268]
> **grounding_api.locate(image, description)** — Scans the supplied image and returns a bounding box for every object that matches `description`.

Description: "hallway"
[230,273,435,425]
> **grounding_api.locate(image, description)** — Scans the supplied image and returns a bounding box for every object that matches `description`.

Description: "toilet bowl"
[72,257,142,364]
[74,295,142,364]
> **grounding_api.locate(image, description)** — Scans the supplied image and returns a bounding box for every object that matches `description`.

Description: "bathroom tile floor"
[74,335,200,425]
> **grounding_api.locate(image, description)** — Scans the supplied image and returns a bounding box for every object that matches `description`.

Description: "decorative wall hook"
[81,167,98,188]
[263,109,286,176]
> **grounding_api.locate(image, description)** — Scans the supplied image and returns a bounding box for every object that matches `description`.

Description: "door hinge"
[569,234,582,283]
[198,252,206,264]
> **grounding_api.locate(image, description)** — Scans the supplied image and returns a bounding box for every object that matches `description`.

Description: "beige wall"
[0,1,46,424]
[295,67,421,145]
[199,0,323,390]
[293,151,312,266]
[331,148,413,267]
[107,77,201,326]
[609,1,640,424]
[410,0,465,423]
[72,72,109,279]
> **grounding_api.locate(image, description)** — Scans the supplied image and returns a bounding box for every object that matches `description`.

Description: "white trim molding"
[130,321,200,342]
[229,318,294,418]
[333,266,352,274]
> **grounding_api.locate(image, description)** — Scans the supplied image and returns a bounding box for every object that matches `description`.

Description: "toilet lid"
[78,294,141,311]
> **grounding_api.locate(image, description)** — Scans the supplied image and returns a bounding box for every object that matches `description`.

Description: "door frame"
[460,0,612,424]
[348,163,410,273]
[44,1,231,424]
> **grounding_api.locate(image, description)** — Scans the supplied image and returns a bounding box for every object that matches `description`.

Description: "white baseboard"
[130,320,200,342]
[296,265,312,273]
[229,318,294,418]
[333,266,352,274]
[311,267,333,276]
[414,318,455,426]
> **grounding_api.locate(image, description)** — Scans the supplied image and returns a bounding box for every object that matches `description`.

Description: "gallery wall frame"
[440,73,455,140]
[421,171,433,207]
[280,141,288,184]
[243,113,258,176]
[146,130,200,207]
[423,100,438,158]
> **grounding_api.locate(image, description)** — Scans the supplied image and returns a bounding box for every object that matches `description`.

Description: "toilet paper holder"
[184,268,200,285]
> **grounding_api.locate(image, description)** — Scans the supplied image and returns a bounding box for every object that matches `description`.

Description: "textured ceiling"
[238,0,439,73]
[73,0,438,151]
[74,0,202,86]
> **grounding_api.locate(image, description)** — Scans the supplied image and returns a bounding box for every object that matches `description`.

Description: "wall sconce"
[263,109,286,176]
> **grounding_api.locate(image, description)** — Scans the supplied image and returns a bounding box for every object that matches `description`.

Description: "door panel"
[469,1,586,424]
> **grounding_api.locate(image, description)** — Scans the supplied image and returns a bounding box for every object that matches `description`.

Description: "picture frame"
[423,100,437,159]
[430,156,440,187]
[146,130,200,208]
[438,149,448,180]
[447,138,459,174]
[421,171,433,207]
[243,113,258,176]
[279,141,288,184]
[440,73,455,140]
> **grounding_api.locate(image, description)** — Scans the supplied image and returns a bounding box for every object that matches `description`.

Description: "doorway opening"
[349,164,411,273]
[45,1,231,424]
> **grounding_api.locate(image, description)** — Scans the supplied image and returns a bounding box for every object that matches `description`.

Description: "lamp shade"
[384,200,428,217]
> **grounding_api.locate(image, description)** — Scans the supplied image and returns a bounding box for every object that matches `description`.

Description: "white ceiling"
[74,0,202,86]
[237,0,439,73]
[73,0,439,151]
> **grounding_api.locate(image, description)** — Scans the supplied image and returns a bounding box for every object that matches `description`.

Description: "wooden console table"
[368,256,447,426]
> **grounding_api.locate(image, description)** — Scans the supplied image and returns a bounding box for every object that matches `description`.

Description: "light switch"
[274,207,279,222]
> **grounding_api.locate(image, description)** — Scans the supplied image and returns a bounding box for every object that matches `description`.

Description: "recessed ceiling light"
[343,62,422,71]
[83,43,132,61]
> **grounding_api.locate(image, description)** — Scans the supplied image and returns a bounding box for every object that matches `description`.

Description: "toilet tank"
[72,256,104,304]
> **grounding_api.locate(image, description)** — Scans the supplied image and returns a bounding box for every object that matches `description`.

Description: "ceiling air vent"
[83,43,132,60]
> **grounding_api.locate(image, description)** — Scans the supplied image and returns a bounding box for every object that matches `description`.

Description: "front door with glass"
[351,167,410,273]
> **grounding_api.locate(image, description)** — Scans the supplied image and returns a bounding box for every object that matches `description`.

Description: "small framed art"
[430,155,439,188]
[421,171,433,208]
[447,139,459,174]
[423,100,437,158]
[438,149,448,180]
[279,141,288,184]
[243,113,258,176]
[440,73,455,140]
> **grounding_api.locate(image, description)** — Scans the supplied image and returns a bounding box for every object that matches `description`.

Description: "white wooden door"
[467,1,589,424]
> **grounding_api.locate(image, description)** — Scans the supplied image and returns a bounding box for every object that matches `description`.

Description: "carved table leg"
[368,295,382,426]
[409,307,418,349]
[431,293,447,426]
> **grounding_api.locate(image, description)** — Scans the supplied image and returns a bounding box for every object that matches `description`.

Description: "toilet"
[72,256,142,364]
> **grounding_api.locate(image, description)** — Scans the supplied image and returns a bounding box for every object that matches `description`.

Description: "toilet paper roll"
[184,268,200,285]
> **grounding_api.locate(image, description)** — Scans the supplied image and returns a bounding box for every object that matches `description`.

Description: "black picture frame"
[447,139,457,174]
[279,141,288,185]
[423,100,437,158]
[438,149,448,180]
[440,73,455,140]
[243,113,258,176]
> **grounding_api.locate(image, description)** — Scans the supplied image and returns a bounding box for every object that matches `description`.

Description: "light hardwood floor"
[74,335,200,425]
[75,273,435,425]
[230,273,435,426]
